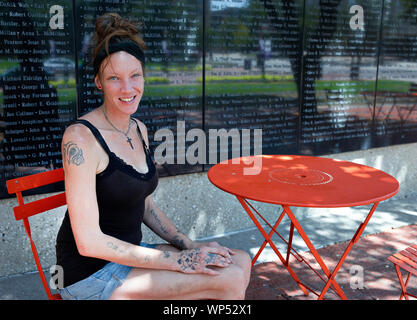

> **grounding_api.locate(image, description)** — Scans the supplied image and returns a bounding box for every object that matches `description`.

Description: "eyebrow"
[130,68,143,75]
[105,68,143,77]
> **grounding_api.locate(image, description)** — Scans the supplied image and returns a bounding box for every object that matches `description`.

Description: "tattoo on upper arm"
[63,141,85,166]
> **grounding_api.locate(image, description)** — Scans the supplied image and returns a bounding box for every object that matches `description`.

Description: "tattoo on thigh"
[63,141,84,166]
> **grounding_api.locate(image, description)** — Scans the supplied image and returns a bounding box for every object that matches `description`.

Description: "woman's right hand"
[175,246,234,276]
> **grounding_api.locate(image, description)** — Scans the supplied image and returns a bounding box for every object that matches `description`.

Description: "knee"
[233,249,252,285]
[225,265,248,300]
[219,250,252,300]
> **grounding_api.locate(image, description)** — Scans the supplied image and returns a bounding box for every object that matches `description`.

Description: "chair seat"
[387,244,417,300]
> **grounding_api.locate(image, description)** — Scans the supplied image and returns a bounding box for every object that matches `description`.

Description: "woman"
[55,13,251,300]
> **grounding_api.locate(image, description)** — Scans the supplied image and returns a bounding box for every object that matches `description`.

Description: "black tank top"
[55,119,158,287]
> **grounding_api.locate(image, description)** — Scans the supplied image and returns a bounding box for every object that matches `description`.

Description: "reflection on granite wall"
[1,0,417,198]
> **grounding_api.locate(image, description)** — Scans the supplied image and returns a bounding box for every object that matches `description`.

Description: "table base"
[236,196,380,300]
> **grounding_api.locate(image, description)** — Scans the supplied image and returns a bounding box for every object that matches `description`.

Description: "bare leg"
[109,246,251,300]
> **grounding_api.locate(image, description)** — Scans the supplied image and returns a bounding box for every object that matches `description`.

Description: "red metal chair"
[387,244,417,300]
[6,168,66,300]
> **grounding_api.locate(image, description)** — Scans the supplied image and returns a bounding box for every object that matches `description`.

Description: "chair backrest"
[6,168,66,300]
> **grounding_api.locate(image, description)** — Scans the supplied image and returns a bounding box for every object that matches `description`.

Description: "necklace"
[102,107,134,149]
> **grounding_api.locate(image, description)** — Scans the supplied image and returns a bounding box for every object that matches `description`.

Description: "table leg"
[283,205,348,300]
[237,196,380,299]
[317,202,380,299]
[252,209,286,267]
[236,196,310,296]
[286,223,295,267]
[284,202,380,300]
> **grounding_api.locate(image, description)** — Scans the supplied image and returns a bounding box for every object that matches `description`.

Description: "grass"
[0,69,412,108]
[144,79,412,98]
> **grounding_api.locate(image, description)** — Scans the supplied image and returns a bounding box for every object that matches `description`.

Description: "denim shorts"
[58,242,157,300]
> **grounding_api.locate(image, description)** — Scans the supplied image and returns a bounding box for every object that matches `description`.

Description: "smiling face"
[95,51,144,116]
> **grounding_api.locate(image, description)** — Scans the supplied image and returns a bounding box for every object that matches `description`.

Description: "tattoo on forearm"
[63,141,84,166]
[172,236,187,250]
[149,208,169,235]
[106,241,124,254]
[147,206,188,250]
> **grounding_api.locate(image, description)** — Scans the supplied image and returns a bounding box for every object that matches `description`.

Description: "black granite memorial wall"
[1,0,417,198]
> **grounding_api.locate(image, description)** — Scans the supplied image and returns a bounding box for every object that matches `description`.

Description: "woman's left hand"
[192,241,235,261]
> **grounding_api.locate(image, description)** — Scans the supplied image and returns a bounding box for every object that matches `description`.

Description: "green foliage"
[198,74,294,83]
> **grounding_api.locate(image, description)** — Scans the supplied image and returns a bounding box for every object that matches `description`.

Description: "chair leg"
[403,272,412,300]
[393,264,409,300]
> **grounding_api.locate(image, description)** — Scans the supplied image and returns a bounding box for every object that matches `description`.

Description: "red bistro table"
[208,155,399,300]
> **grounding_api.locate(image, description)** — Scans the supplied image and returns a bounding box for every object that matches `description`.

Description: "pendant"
[126,136,134,149]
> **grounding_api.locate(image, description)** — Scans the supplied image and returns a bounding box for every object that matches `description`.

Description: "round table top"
[208,155,399,208]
